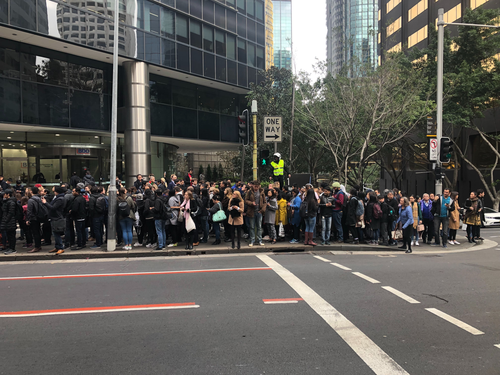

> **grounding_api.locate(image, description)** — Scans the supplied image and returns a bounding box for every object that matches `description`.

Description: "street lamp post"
[251,100,258,181]
[435,8,500,196]
[107,0,119,252]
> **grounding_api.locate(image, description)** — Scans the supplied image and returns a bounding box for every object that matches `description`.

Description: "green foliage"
[205,165,212,182]
[198,165,204,178]
[212,165,218,181]
[218,163,224,180]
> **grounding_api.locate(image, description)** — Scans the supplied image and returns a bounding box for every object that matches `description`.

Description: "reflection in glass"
[237,14,246,38]
[198,87,219,112]
[150,76,172,105]
[161,7,175,39]
[248,43,256,67]
[199,112,220,141]
[173,107,197,139]
[247,19,256,42]
[215,30,226,56]
[177,44,189,72]
[162,39,176,68]
[190,20,202,49]
[191,49,203,75]
[216,57,226,81]
[0,48,20,79]
[70,90,109,130]
[151,103,173,136]
[220,93,238,116]
[256,0,264,22]
[203,25,213,52]
[203,0,214,24]
[68,63,104,93]
[190,0,202,19]
[176,15,189,44]
[21,54,68,86]
[0,78,21,123]
[238,39,246,64]
[22,82,69,127]
[145,33,161,64]
[11,0,37,31]
[227,10,236,33]
[215,4,225,28]
[204,53,215,79]
[227,34,236,61]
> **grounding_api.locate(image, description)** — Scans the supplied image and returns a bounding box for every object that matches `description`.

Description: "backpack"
[118,200,130,217]
[162,199,173,220]
[35,199,48,221]
[15,202,23,221]
[386,204,395,220]
[373,203,382,220]
[95,196,108,214]
[299,200,309,218]
[355,198,364,216]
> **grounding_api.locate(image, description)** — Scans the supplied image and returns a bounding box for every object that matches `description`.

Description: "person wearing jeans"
[303,189,319,246]
[331,182,345,242]
[431,189,454,248]
[244,181,266,246]
[120,217,134,247]
[117,188,137,250]
[396,197,414,253]
[319,186,334,245]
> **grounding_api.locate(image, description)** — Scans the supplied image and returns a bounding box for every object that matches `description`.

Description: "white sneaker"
[134,242,142,247]
[122,246,128,250]
[259,242,265,246]
[411,241,414,246]
[415,241,419,246]
[454,240,460,245]
[448,240,454,245]
[145,244,153,248]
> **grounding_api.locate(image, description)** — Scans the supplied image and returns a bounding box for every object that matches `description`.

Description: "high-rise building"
[272,0,292,70]
[378,0,500,63]
[0,0,266,186]
[265,0,274,69]
[326,0,378,76]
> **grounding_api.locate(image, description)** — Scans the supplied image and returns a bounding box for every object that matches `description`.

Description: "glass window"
[215,30,226,56]
[21,54,68,86]
[0,0,7,24]
[215,4,225,28]
[161,0,175,6]
[150,76,172,104]
[216,57,226,81]
[176,0,189,12]
[191,49,203,75]
[198,87,219,112]
[257,23,265,46]
[203,25,213,52]
[172,81,196,108]
[190,0,202,18]
[162,39,176,68]
[247,43,255,67]
[0,78,21,123]
[204,53,215,78]
[248,67,256,86]
[237,39,246,64]
[226,0,236,8]
[247,0,255,18]
[173,107,197,139]
[136,30,145,60]
[11,0,37,31]
[161,8,175,39]
[70,90,108,130]
[145,34,161,64]
[237,0,246,14]
[227,60,237,84]
[144,2,160,34]
[247,19,256,42]
[22,82,69,127]
[227,34,236,60]
[0,48,20,79]
[190,20,202,48]
[227,10,237,33]
[203,0,214,23]
[199,112,220,141]
[177,44,190,72]
[220,93,238,115]
[238,63,247,87]
[176,15,189,44]
[237,14,246,38]
[255,0,264,22]
[256,46,264,69]
[68,63,104,93]
[221,115,238,142]
[151,103,173,136]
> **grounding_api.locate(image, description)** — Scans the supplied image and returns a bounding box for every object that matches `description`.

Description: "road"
[1,229,499,374]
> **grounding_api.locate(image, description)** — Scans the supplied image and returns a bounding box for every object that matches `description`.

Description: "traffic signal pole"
[252,100,258,181]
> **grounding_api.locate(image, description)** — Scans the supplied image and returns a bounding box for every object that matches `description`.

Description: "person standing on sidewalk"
[209,195,222,245]
[448,191,461,245]
[45,186,66,255]
[2,190,17,255]
[152,189,167,250]
[264,189,278,245]
[26,187,44,253]
[245,181,267,247]
[431,189,455,248]
[331,182,345,243]
[420,193,434,244]
[117,188,136,250]
[396,197,414,253]
[228,191,244,249]
[303,189,319,246]
[319,186,334,245]
[88,186,105,250]
[378,195,389,246]
[69,187,88,250]
[288,189,302,243]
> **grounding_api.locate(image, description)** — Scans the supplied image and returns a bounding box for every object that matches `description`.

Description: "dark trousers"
[116,219,123,244]
[42,220,51,244]
[92,216,104,246]
[65,217,75,247]
[422,218,434,243]
[231,225,242,246]
[402,226,413,250]
[21,221,33,244]
[170,224,179,243]
[30,220,42,248]
[144,219,156,245]
[75,220,86,247]
[380,221,389,244]
[387,219,395,243]
[449,229,457,241]
[6,229,16,251]
[293,224,300,241]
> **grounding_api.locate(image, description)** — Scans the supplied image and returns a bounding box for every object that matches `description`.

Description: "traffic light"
[260,149,269,166]
[434,167,445,181]
[440,137,452,163]
[238,109,249,145]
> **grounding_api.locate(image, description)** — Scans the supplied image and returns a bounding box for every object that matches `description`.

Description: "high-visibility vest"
[271,159,284,176]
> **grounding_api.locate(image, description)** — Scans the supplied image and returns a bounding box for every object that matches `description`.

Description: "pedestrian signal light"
[260,149,269,167]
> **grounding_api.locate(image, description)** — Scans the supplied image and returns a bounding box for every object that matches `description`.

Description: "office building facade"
[0,0,266,186]
[265,0,274,69]
[272,0,291,70]
[326,0,378,76]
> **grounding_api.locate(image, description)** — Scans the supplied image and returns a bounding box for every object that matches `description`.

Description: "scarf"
[411,202,419,228]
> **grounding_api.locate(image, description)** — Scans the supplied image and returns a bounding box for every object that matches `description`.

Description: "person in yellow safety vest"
[269,153,291,189]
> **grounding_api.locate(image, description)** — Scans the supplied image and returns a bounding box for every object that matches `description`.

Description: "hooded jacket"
[1,196,17,231]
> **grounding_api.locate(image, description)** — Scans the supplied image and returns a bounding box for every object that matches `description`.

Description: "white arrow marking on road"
[313,255,331,263]
[425,308,484,335]
[330,263,352,271]
[257,255,409,375]
[382,286,420,304]
[494,344,500,349]
[352,272,381,284]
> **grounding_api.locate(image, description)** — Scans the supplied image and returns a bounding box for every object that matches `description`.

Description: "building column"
[123,61,151,187]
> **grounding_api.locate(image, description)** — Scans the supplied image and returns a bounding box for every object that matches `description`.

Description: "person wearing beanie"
[27,187,44,253]
[69,187,87,250]
[1,189,17,255]
[45,186,66,255]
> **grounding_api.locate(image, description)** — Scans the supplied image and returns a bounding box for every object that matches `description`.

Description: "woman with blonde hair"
[221,187,233,243]
[396,197,414,253]
[228,191,244,249]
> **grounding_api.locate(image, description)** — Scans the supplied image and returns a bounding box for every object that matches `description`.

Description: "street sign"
[429,138,438,162]
[427,116,437,137]
[263,116,282,143]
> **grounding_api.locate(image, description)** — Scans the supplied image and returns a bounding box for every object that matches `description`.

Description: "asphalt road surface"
[1,229,499,375]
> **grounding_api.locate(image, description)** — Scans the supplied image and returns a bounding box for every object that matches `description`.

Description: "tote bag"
[185,214,196,233]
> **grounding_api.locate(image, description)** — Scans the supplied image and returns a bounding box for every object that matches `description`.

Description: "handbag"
[392,229,403,240]
[278,222,285,237]
[185,214,196,233]
[417,224,425,232]
[51,218,65,235]
[177,209,184,223]
[212,203,227,223]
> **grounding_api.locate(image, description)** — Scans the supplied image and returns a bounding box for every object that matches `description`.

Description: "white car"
[483,207,500,227]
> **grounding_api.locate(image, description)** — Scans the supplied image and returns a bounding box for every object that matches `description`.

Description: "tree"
[206,165,212,182]
[212,164,218,181]
[218,163,224,180]
[198,165,204,180]
[414,7,500,210]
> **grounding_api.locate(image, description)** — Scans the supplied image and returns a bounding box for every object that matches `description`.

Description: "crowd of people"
[0,172,487,255]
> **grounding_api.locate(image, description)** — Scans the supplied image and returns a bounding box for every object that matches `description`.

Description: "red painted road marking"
[0,302,199,317]
[263,298,304,304]
[0,267,272,281]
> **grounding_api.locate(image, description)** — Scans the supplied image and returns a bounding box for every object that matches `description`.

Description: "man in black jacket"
[88,186,105,249]
[70,187,87,250]
[134,174,144,193]
[2,190,17,255]
[45,186,66,255]
[378,195,390,246]
[152,189,167,250]
[319,186,334,245]
[27,187,44,253]
[384,191,399,245]
[70,172,81,189]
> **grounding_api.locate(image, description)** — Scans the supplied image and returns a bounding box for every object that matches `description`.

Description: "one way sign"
[263,116,282,143]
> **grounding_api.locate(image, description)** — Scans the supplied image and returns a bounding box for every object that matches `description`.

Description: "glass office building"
[272,0,291,70]
[0,0,265,185]
[326,0,378,76]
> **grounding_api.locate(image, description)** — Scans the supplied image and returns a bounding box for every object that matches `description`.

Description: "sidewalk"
[1,235,487,262]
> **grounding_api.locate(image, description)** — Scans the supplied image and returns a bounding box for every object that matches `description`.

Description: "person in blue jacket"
[396,197,414,253]
[288,188,302,244]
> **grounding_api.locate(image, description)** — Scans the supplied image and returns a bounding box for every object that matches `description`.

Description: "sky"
[292,0,327,79]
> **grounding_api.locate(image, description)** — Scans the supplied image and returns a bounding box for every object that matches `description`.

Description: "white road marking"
[494,344,500,349]
[352,272,381,284]
[330,263,352,271]
[382,286,420,304]
[257,255,409,375]
[425,308,484,335]
[313,255,331,263]
[263,300,299,304]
